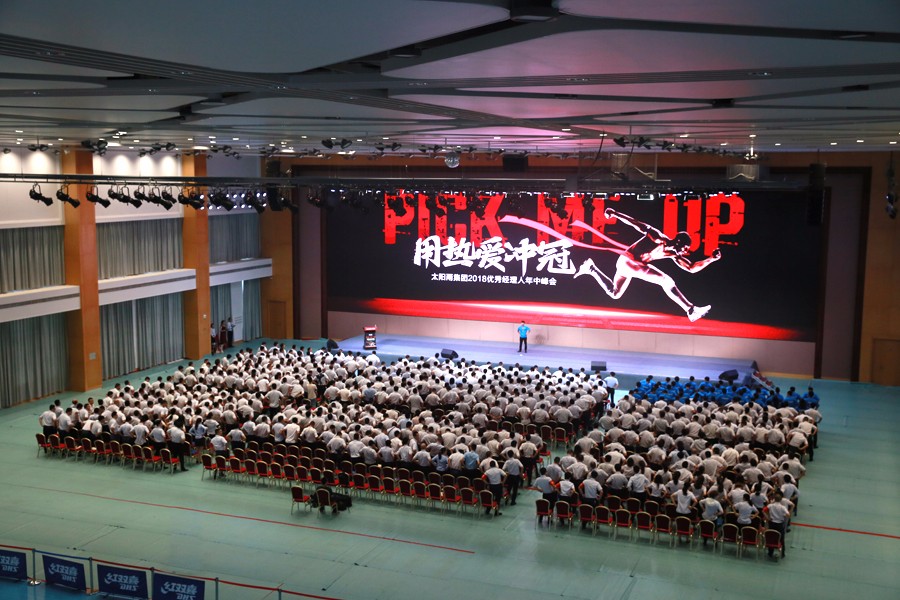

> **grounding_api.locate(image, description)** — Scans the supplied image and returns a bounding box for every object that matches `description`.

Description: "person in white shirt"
[765,490,791,558]
[603,372,619,404]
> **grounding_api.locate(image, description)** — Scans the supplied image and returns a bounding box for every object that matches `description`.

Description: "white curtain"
[0,313,67,407]
[100,301,137,380]
[97,219,182,279]
[209,213,261,263]
[135,293,184,369]
[0,226,64,293]
[210,284,232,333]
[242,279,262,341]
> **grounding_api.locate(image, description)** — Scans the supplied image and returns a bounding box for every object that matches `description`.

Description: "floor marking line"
[20,485,476,554]
[792,522,900,540]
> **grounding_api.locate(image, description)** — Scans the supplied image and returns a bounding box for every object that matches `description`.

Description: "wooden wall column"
[181,155,211,358]
[61,149,102,391]
[260,200,294,340]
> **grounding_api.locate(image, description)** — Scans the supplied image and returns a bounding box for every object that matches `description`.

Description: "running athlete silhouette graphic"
[575,208,721,321]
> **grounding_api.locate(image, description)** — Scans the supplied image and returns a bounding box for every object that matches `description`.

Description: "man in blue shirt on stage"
[517,321,531,353]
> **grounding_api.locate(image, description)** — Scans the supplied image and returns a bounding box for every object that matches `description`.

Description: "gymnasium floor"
[1,339,898,600]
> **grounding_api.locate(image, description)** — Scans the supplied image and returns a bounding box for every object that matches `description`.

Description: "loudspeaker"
[719,369,739,383]
[326,338,339,351]
[440,348,459,360]
[591,361,607,372]
[502,154,528,172]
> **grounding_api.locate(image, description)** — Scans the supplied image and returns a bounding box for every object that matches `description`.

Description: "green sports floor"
[1,340,898,600]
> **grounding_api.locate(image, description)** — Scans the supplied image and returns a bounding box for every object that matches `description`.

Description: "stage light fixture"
[133,185,150,204]
[120,186,140,208]
[29,184,53,206]
[339,139,352,150]
[613,137,628,148]
[210,189,234,211]
[390,142,402,151]
[188,190,206,210]
[321,139,335,149]
[165,142,177,151]
[27,143,49,152]
[161,187,177,206]
[85,185,110,208]
[55,185,80,208]
[150,186,173,210]
[2,148,12,154]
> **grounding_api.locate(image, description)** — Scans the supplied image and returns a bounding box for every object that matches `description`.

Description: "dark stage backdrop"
[326,190,822,341]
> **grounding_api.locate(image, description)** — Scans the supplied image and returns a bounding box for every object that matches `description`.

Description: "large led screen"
[326,190,822,341]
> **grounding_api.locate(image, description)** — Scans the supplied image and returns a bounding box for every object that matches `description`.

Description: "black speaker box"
[591,361,607,372]
[440,348,459,360]
[326,339,339,351]
[502,154,528,172]
[719,369,739,382]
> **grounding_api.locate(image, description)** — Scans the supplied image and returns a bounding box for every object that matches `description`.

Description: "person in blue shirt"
[517,321,531,353]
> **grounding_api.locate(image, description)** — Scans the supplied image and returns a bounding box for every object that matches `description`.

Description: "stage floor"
[337,333,756,384]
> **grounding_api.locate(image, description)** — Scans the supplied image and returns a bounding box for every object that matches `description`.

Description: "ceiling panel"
[0,108,179,124]
[0,55,127,77]
[559,0,900,33]
[387,31,899,80]
[0,95,203,110]
[0,1,508,73]
[198,98,453,120]
[0,79,105,91]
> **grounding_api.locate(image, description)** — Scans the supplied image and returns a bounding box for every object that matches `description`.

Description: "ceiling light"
[27,143,49,152]
[856,139,864,143]
[748,134,756,138]
[1,148,10,154]
[830,142,838,146]
[29,184,53,206]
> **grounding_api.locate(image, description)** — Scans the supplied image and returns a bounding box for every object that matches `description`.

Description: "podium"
[363,326,377,350]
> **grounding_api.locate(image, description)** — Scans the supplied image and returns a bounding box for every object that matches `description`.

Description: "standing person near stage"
[517,321,531,354]
[226,317,234,348]
[603,372,619,405]
[576,207,721,322]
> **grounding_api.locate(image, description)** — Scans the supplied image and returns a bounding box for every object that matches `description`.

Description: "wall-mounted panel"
[98,269,196,306]
[0,284,80,323]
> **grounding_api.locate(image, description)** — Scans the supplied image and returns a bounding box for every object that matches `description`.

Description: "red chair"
[352,472,369,497]
[413,481,429,508]
[740,526,761,558]
[426,483,443,511]
[309,467,324,486]
[284,464,299,485]
[275,443,288,457]
[442,485,460,513]
[554,500,573,528]
[698,519,719,548]
[654,514,674,546]
[94,439,113,464]
[368,464,382,480]
[322,469,337,487]
[625,497,642,516]
[595,505,614,537]
[368,475,385,500]
[382,477,399,502]
[643,499,660,517]
[479,489,499,517]
[614,508,633,540]
[763,529,784,559]
[295,465,311,483]
[48,434,67,457]
[271,453,286,466]
[635,511,655,542]
[398,479,415,506]
[536,498,552,527]
[201,454,216,480]
[256,460,271,487]
[606,495,622,511]
[553,426,569,449]
[159,448,180,474]
[459,487,478,516]
[108,440,122,464]
[64,436,83,461]
[291,486,311,514]
[675,515,694,547]
[142,446,161,471]
[120,443,137,469]
[36,433,51,457]
[227,456,245,481]
[270,462,287,488]
[315,487,339,516]
[244,458,259,483]
[720,523,740,556]
[259,451,273,465]
[578,504,596,533]
[427,472,442,485]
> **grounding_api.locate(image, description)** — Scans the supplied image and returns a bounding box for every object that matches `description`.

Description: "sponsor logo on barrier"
[0,555,20,570]
[48,562,79,583]
[104,571,141,591]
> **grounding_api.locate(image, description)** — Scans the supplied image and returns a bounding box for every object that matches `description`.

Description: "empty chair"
[479,489,499,518]
[643,499,660,517]
[381,477,399,502]
[413,481,429,507]
[595,505,614,537]
[35,433,51,458]
[227,456,245,481]
[698,519,719,548]
[674,516,694,547]
[625,497,642,515]
[352,472,369,497]
[634,511,655,542]
[720,523,741,556]
[256,461,271,487]
[536,498,552,527]
[367,475,385,500]
[554,500,573,528]
[763,528,784,559]
[654,514,674,547]
[270,462,287,488]
[442,485,460,513]
[120,444,137,469]
[291,486,311,514]
[553,426,569,449]
[284,464,299,485]
[142,446,160,471]
[740,526,761,559]
[48,434,66,457]
[427,472,442,485]
[425,483,443,510]
[459,487,478,516]
[578,504,596,533]
[244,458,259,482]
[159,448,180,474]
[606,495,622,511]
[398,479,415,506]
[614,508,633,540]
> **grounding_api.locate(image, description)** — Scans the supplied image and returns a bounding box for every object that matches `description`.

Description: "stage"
[336,333,757,387]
